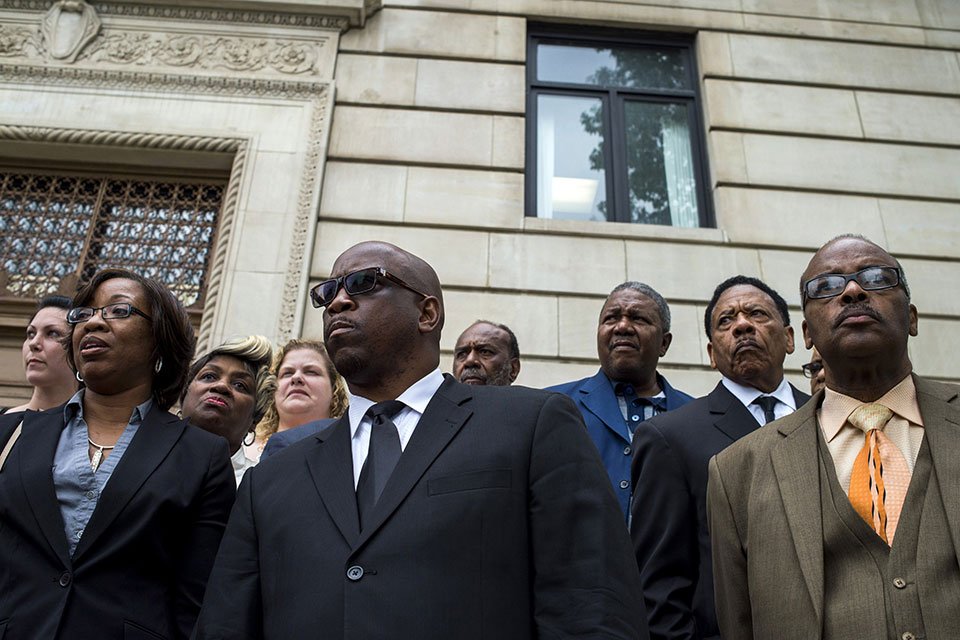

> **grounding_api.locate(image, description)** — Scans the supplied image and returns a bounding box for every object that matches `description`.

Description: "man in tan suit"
[708,235,960,640]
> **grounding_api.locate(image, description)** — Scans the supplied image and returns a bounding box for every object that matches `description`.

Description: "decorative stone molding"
[0,63,327,99]
[41,0,101,63]
[196,142,249,355]
[73,32,326,75]
[0,124,248,351]
[0,0,380,30]
[0,124,244,152]
[0,66,331,344]
[278,90,328,342]
[0,24,37,57]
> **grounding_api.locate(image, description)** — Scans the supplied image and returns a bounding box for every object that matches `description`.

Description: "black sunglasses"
[802,266,903,304]
[310,267,429,308]
[67,302,152,324]
[801,362,823,379]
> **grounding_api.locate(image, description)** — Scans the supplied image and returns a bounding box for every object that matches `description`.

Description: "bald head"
[323,241,445,401]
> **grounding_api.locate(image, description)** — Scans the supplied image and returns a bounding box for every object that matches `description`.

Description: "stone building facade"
[1,0,958,404]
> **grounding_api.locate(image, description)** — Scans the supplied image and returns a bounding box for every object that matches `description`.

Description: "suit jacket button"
[58,572,71,587]
[619,480,629,489]
[893,577,907,589]
[346,565,364,581]
[623,446,631,455]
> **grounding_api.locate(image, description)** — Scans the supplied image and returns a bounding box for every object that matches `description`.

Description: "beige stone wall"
[312,0,960,396]
[0,0,373,405]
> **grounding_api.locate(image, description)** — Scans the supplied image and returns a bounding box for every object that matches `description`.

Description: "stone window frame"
[0,123,248,352]
[524,23,715,228]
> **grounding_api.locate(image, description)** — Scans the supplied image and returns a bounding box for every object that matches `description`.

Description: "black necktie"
[752,395,779,425]
[356,400,405,529]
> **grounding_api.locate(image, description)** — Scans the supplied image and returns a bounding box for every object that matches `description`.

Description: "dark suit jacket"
[195,377,648,640]
[0,404,235,640]
[260,418,337,460]
[708,376,960,639]
[630,381,809,640]
[549,370,694,519]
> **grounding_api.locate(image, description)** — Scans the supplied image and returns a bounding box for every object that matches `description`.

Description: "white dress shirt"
[230,447,257,487]
[720,375,797,425]
[347,368,445,487]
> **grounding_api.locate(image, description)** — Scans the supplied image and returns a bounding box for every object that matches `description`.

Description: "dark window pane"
[537,43,689,91]
[624,101,700,227]
[536,94,608,221]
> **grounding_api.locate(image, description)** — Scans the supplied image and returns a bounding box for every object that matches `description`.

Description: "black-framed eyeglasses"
[801,362,823,379]
[67,302,152,324]
[802,266,903,304]
[310,267,429,308]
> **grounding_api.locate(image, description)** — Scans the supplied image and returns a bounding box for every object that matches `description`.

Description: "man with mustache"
[549,281,693,521]
[196,241,648,640]
[708,236,960,639]
[630,275,808,640]
[452,320,520,386]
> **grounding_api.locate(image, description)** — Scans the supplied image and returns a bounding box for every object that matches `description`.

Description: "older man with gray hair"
[549,281,693,520]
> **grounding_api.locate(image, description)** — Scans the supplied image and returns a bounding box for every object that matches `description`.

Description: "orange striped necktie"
[847,403,911,545]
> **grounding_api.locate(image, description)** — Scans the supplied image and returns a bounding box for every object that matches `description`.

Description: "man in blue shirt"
[549,281,693,520]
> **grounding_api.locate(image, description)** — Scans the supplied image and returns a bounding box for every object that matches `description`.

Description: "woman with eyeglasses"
[0,268,235,640]
[179,335,273,485]
[4,295,78,415]
[244,338,348,461]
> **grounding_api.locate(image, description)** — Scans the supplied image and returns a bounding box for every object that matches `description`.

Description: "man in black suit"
[196,241,648,639]
[629,275,809,640]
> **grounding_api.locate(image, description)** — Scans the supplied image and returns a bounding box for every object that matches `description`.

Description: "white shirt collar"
[721,375,796,411]
[346,368,445,438]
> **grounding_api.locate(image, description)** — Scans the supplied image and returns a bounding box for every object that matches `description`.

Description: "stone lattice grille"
[0,170,225,307]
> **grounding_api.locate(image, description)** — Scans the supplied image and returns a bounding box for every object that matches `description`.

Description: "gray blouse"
[52,389,151,556]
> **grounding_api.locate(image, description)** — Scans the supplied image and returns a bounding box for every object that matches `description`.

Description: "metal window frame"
[0,165,227,313]
[525,23,715,227]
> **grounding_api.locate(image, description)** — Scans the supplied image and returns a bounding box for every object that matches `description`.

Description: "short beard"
[332,350,364,382]
[486,364,514,386]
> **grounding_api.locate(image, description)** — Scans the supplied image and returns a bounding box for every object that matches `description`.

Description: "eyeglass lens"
[68,303,133,323]
[806,266,898,299]
[312,268,381,307]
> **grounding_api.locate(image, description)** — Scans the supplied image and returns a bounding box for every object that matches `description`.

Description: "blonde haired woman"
[244,338,348,462]
[179,335,273,485]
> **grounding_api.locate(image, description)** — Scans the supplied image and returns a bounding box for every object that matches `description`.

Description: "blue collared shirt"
[52,389,152,556]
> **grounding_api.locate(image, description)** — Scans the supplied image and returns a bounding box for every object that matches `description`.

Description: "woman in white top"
[179,335,273,485]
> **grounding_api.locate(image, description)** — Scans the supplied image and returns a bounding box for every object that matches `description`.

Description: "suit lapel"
[709,383,762,442]
[791,385,812,409]
[770,398,824,625]
[579,372,630,444]
[15,409,72,566]
[354,379,472,550]
[304,415,361,545]
[72,406,184,563]
[914,377,960,563]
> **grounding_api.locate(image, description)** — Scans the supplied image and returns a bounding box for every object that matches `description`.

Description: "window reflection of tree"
[580,48,691,226]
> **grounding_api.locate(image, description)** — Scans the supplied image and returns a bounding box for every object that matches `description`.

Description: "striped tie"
[847,403,911,545]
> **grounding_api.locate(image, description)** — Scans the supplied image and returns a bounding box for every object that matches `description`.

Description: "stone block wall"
[312,0,960,395]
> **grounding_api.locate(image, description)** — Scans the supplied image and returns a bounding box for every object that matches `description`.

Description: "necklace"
[87,437,116,472]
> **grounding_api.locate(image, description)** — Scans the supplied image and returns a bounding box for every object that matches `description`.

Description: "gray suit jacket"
[707,375,960,640]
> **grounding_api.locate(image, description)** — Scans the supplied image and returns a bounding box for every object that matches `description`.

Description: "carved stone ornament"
[40,0,101,63]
